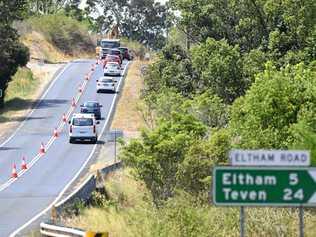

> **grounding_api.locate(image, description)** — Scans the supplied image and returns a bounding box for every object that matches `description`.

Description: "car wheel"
[69,138,74,144]
[96,90,100,93]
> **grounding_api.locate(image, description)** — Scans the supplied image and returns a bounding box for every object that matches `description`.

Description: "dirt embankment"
[0,30,86,142]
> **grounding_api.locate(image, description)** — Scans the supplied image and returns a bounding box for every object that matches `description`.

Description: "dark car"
[118,47,132,60]
[80,101,102,120]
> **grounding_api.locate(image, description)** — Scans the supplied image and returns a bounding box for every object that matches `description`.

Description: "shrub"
[27,14,95,55]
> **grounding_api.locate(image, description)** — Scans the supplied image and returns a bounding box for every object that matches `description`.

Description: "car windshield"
[100,41,120,48]
[73,118,93,126]
[83,102,98,107]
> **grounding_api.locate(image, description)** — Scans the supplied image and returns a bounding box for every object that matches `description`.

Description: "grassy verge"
[64,168,316,237]
[0,67,38,123]
[111,59,147,139]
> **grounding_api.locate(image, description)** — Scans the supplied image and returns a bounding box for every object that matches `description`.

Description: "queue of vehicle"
[69,38,132,144]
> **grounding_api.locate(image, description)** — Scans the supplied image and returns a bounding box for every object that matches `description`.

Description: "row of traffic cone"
[11,130,58,178]
[11,157,28,178]
[11,64,95,179]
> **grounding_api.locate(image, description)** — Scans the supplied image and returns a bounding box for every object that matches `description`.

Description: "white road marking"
[0,65,92,192]
[0,63,71,148]
[9,61,129,237]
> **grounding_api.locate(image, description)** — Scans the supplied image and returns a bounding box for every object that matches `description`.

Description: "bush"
[27,14,95,55]
[230,62,316,150]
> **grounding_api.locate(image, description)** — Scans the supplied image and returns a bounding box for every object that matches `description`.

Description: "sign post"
[213,150,313,237]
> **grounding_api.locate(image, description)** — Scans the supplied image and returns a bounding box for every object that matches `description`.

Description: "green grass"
[0,67,38,122]
[64,169,316,237]
[5,67,37,102]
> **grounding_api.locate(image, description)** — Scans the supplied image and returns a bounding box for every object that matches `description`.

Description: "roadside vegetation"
[66,169,316,237]
[65,0,316,236]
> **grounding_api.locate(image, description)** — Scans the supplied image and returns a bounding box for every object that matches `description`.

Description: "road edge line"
[0,63,71,148]
[9,61,130,237]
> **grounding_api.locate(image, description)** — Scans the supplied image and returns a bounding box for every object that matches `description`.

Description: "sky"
[79,0,167,9]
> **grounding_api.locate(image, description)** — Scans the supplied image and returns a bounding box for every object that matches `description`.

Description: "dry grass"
[111,60,148,139]
[63,168,316,237]
[22,31,71,63]
[64,169,153,237]
[0,64,62,141]
[0,30,95,141]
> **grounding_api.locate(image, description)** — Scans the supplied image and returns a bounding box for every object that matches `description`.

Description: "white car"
[104,62,121,76]
[69,113,99,143]
[96,76,117,93]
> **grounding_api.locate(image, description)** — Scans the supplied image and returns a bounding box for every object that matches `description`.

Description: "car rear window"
[108,63,118,68]
[73,118,93,126]
[83,102,98,107]
[101,79,113,83]
[107,55,118,59]
[110,50,121,56]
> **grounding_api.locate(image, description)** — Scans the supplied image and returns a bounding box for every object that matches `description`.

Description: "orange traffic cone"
[39,142,46,154]
[53,128,58,137]
[85,74,89,80]
[71,98,76,107]
[62,113,67,122]
[11,164,18,178]
[21,157,27,170]
[91,64,95,71]
[78,84,83,93]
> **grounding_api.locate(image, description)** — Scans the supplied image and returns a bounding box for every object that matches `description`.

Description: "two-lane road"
[0,59,129,236]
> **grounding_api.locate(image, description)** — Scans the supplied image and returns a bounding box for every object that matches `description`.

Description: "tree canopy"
[86,0,168,49]
[0,0,29,108]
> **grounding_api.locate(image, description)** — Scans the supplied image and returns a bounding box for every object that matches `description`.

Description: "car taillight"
[70,125,73,133]
[98,83,101,86]
[93,125,96,133]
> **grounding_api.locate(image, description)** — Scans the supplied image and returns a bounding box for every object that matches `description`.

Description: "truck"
[96,39,121,57]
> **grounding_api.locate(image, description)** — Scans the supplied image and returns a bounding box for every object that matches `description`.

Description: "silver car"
[96,76,117,93]
[104,62,121,76]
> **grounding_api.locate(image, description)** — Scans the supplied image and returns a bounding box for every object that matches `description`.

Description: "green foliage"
[86,0,168,49]
[208,128,231,164]
[242,49,267,83]
[171,0,316,58]
[183,90,229,128]
[167,27,187,50]
[191,38,246,103]
[143,44,199,98]
[27,0,69,15]
[27,14,95,55]
[121,112,207,204]
[0,0,29,108]
[230,62,316,149]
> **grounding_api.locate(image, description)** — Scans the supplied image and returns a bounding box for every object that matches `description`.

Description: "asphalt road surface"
[0,59,129,236]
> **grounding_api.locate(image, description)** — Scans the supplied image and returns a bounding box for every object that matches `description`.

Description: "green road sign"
[213,167,316,206]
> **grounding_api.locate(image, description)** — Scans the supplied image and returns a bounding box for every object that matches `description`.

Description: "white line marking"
[9,61,129,236]
[0,63,92,192]
[0,63,71,148]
